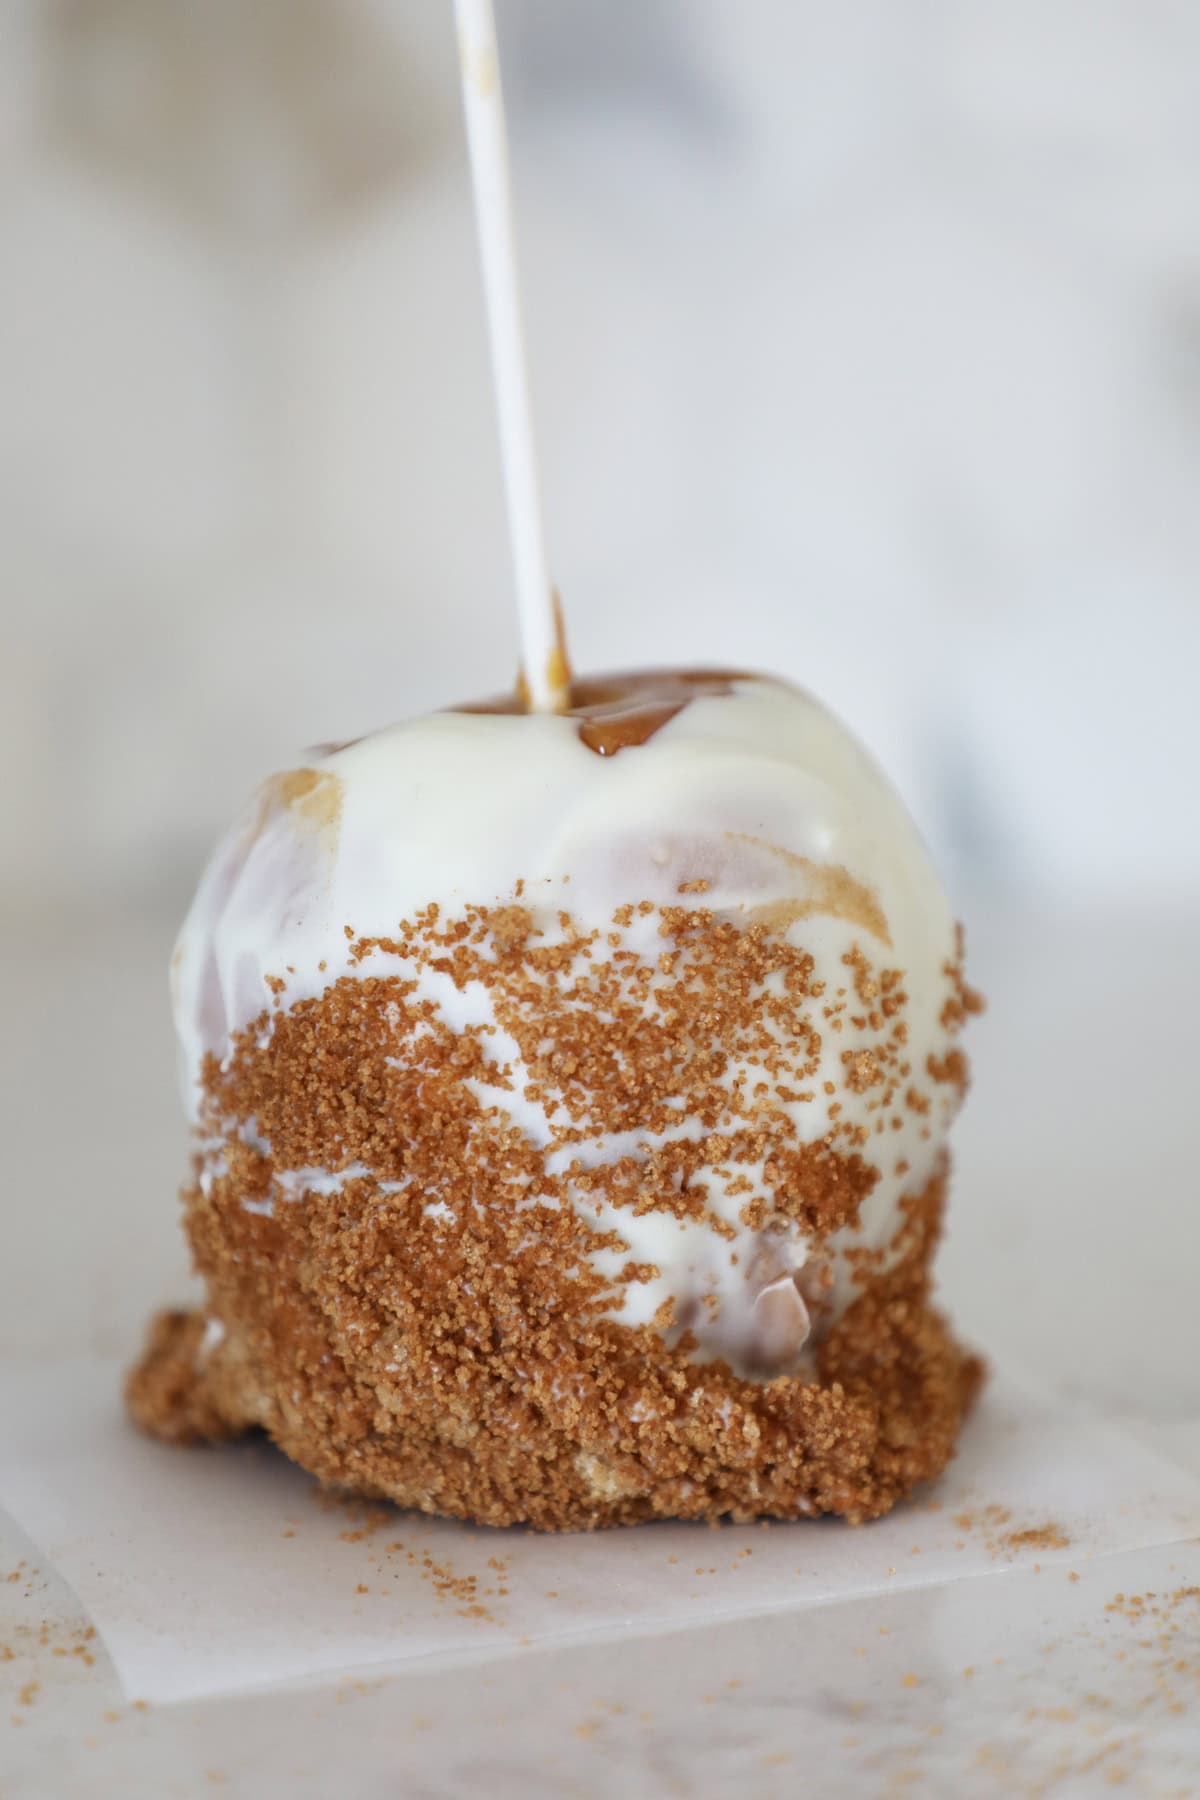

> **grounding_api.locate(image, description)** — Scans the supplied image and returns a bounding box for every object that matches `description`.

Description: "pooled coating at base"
[128,1162,980,1529]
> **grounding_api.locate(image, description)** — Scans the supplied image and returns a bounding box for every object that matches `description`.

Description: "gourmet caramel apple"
[128,670,981,1527]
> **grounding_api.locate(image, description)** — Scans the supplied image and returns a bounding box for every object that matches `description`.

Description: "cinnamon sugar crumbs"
[398,1543,503,1622]
[928,1049,970,1094]
[488,905,534,953]
[951,1508,1071,1560]
[1,1618,100,1724]
[730,835,893,945]
[941,933,985,1033]
[336,1516,387,1542]
[1016,1581,1200,1784]
[127,900,981,1528]
[1003,1523,1071,1554]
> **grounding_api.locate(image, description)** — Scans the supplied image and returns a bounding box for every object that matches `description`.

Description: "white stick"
[454,0,567,713]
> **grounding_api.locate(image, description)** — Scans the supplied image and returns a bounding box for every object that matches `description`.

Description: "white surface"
[3,1363,1195,1708]
[3,1526,1198,1798]
[2,899,1199,1794]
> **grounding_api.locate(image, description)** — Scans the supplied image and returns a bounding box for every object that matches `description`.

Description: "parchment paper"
[1,1358,1197,1704]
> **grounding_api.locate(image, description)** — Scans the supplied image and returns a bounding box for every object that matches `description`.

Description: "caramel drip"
[730,834,893,947]
[456,667,751,755]
[254,768,341,835]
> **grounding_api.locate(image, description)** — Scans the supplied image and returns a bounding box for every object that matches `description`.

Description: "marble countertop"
[2,897,1198,1796]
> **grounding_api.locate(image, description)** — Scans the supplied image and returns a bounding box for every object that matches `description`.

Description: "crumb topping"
[129,903,981,1527]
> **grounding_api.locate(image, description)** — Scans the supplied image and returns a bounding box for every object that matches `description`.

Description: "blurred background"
[2,0,1198,911]
[1,2,1199,1374]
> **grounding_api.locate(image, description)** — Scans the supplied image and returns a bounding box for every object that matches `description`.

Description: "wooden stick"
[455,0,568,712]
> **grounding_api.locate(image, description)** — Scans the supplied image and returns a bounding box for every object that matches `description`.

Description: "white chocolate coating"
[173,675,965,1379]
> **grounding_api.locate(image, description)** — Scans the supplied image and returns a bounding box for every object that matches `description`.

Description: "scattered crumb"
[1002,1523,1070,1555]
[951,1507,1071,1561]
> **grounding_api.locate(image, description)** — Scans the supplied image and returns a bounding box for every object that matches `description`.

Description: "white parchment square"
[1,1358,1197,1705]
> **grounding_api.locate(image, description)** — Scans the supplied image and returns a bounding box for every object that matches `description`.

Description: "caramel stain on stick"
[545,644,572,700]
[457,666,750,756]
[545,587,573,709]
[731,834,892,947]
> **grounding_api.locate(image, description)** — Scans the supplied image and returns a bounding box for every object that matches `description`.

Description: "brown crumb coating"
[128,1164,979,1527]
[129,902,982,1528]
[125,1310,244,1447]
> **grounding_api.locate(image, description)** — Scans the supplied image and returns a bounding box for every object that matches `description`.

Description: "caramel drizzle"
[456,666,751,755]
[729,833,893,947]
